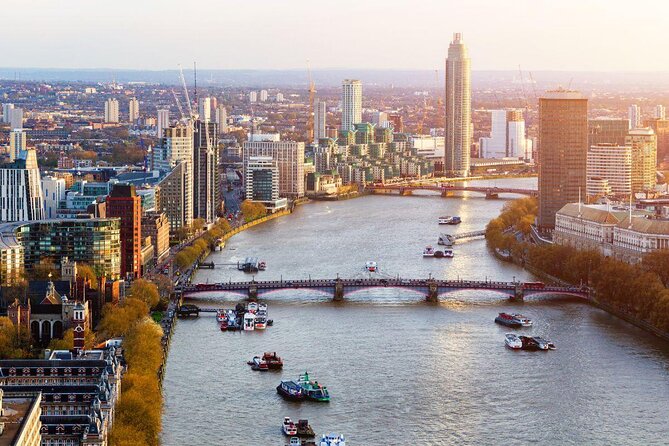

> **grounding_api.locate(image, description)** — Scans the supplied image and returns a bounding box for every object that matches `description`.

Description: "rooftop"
[0,393,41,446]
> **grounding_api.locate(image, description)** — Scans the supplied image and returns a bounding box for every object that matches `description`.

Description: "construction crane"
[171,89,185,120]
[307,60,316,142]
[178,64,194,119]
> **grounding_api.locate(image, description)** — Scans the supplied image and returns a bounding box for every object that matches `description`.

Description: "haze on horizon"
[4,0,669,72]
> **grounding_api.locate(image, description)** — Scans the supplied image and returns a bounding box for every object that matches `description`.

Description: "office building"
[628,104,641,129]
[411,135,445,159]
[128,97,139,122]
[198,97,212,122]
[216,105,228,133]
[193,119,220,223]
[243,141,305,198]
[106,185,142,279]
[626,128,657,194]
[142,211,170,262]
[588,117,630,147]
[41,176,66,219]
[9,129,26,162]
[157,161,192,232]
[157,109,169,139]
[313,99,326,144]
[9,107,23,130]
[2,102,14,123]
[537,89,588,230]
[642,118,669,161]
[388,113,404,132]
[244,156,287,211]
[444,33,471,177]
[586,144,632,197]
[0,149,44,222]
[104,98,119,123]
[260,89,268,102]
[249,91,258,103]
[479,109,527,159]
[341,79,362,131]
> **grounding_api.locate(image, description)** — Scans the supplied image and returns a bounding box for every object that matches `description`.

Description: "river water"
[162,178,669,445]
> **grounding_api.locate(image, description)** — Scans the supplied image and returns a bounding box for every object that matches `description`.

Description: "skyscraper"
[198,97,212,122]
[444,33,471,177]
[9,129,26,162]
[193,119,220,223]
[259,90,268,102]
[106,184,142,279]
[104,98,119,123]
[313,99,326,144]
[156,109,169,138]
[216,105,228,133]
[538,89,588,230]
[586,144,632,197]
[341,80,362,131]
[628,104,641,129]
[655,105,666,120]
[9,107,23,130]
[2,103,14,124]
[0,148,44,222]
[626,128,657,194]
[588,117,630,147]
[243,141,305,198]
[128,97,139,123]
[249,91,257,103]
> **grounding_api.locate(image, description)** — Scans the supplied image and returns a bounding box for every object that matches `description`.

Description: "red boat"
[262,352,284,369]
[220,320,228,331]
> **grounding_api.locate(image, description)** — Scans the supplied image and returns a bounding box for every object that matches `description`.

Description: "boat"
[297,372,330,402]
[289,438,302,446]
[226,312,240,331]
[276,380,305,401]
[258,261,267,271]
[365,261,377,272]
[438,216,453,225]
[258,302,268,312]
[504,333,523,349]
[448,216,462,225]
[296,419,315,437]
[532,336,556,350]
[519,335,548,351]
[283,417,298,436]
[243,312,255,331]
[248,356,269,371]
[219,319,228,331]
[216,309,227,323]
[444,249,454,258]
[423,246,436,257]
[319,433,346,446]
[438,233,455,246]
[255,313,267,329]
[262,352,284,369]
[248,302,258,313]
[494,313,533,328]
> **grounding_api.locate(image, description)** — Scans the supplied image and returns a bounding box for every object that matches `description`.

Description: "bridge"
[179,278,589,302]
[365,184,538,199]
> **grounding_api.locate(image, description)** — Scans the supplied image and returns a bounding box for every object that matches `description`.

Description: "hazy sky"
[4,0,668,71]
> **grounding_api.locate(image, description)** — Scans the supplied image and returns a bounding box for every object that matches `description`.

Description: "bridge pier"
[333,279,344,302]
[510,283,524,301]
[399,189,412,196]
[485,191,499,199]
[426,279,439,303]
[248,283,258,301]
[441,190,455,197]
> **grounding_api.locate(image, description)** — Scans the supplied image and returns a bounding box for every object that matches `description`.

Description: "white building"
[248,133,281,142]
[2,103,14,123]
[156,109,169,138]
[444,32,471,177]
[259,90,268,102]
[276,92,284,102]
[654,105,666,120]
[9,107,23,130]
[153,124,194,224]
[9,129,26,162]
[216,105,228,133]
[128,97,139,123]
[0,149,44,222]
[243,141,305,198]
[244,156,287,211]
[586,144,632,197]
[410,135,445,159]
[341,79,362,131]
[479,109,528,159]
[249,91,258,103]
[628,104,641,129]
[313,99,326,144]
[198,97,211,122]
[104,98,119,123]
[41,176,66,219]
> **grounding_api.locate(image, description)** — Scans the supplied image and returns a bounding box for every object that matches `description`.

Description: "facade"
[41,176,67,219]
[9,107,23,130]
[103,99,119,123]
[411,135,445,159]
[9,129,26,162]
[216,105,228,133]
[141,211,170,262]
[588,118,630,147]
[105,185,142,280]
[626,128,657,194]
[198,97,211,122]
[244,156,287,211]
[156,109,169,139]
[0,149,45,222]
[313,99,326,144]
[628,104,641,129]
[249,91,257,103]
[243,141,305,198]
[2,103,14,123]
[554,203,669,263]
[259,90,268,102]
[537,89,588,230]
[655,105,666,120]
[642,118,669,162]
[444,33,471,177]
[157,162,192,232]
[193,120,220,223]
[586,144,632,197]
[0,390,42,446]
[341,80,362,132]
[128,97,139,123]
[479,109,527,159]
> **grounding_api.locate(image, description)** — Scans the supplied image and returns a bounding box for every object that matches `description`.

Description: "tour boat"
[243,312,256,331]
[438,233,455,246]
[297,372,330,402]
[365,261,377,272]
[519,336,548,351]
[247,302,258,313]
[504,333,523,349]
[254,313,267,330]
[296,419,315,437]
[438,216,453,224]
[276,380,306,401]
[532,336,556,350]
[262,352,284,369]
[320,433,346,446]
[248,356,269,371]
[216,309,227,323]
[423,246,436,257]
[444,249,454,258]
[283,417,298,436]
[494,313,532,328]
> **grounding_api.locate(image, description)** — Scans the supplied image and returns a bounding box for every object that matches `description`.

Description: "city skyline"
[5,0,669,72]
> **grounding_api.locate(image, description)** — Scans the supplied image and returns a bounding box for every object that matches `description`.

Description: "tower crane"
[307,60,316,141]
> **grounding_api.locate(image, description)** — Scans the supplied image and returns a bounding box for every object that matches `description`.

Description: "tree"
[28,259,60,280]
[192,218,206,233]
[96,298,149,339]
[641,250,669,287]
[123,320,163,373]
[240,200,267,222]
[77,263,99,288]
[129,279,160,309]
[0,317,29,359]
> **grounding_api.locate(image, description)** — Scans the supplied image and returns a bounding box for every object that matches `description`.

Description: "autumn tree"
[129,279,160,309]
[240,199,267,222]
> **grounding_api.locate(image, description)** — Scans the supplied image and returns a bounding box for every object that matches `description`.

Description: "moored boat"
[444,249,454,258]
[519,335,548,350]
[297,372,330,402]
[438,216,453,224]
[448,216,461,225]
[243,312,256,331]
[248,302,258,313]
[219,319,228,331]
[296,419,315,437]
[504,333,523,349]
[320,433,346,446]
[365,261,377,272]
[276,380,305,401]
[438,233,455,246]
[283,417,298,436]
[423,246,436,257]
[289,438,302,446]
[258,260,267,271]
[216,309,227,322]
[262,352,284,369]
[255,312,267,329]
[531,336,556,350]
[495,312,532,328]
[248,356,269,371]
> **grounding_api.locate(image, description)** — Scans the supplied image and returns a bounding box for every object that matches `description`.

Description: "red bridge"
[365,184,538,199]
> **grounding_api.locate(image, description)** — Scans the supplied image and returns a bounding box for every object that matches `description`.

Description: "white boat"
[504,333,523,349]
[438,216,453,224]
[247,302,258,313]
[289,438,301,446]
[320,433,346,446]
[444,249,454,258]
[532,336,557,350]
[255,313,267,330]
[423,246,435,257]
[243,312,255,331]
[438,233,455,246]
[258,302,268,313]
[283,417,298,436]
[365,261,377,272]
[215,309,226,323]
[512,314,533,327]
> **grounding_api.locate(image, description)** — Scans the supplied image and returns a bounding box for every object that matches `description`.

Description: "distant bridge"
[366,184,538,199]
[179,278,589,302]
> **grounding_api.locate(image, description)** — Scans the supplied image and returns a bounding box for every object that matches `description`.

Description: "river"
[162,178,669,445]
